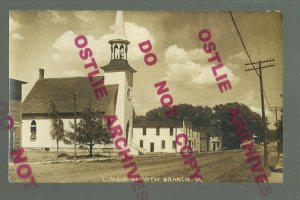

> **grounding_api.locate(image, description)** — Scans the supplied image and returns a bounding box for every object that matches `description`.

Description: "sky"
[9,10,283,129]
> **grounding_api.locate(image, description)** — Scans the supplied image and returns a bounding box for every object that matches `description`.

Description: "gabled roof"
[133,118,183,128]
[194,126,219,137]
[22,76,118,115]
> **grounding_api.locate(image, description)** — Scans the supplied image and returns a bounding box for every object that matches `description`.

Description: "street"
[9,146,271,183]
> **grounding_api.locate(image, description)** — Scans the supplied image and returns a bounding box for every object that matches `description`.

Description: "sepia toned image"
[9,10,283,187]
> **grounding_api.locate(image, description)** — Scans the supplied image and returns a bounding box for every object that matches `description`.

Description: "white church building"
[12,11,221,156]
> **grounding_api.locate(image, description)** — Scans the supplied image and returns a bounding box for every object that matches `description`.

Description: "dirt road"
[9,148,263,183]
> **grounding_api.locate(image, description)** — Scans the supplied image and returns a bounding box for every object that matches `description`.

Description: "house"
[132,118,221,154]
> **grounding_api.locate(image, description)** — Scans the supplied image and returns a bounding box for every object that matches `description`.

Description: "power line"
[229,11,275,115]
[230,11,277,167]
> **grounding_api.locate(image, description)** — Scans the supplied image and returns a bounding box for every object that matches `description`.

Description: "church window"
[30,120,37,140]
[143,127,146,135]
[161,140,165,149]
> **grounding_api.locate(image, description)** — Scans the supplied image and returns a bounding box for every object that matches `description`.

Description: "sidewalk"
[268,153,283,183]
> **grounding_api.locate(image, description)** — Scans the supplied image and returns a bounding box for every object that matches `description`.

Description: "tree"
[144,104,213,127]
[276,115,283,154]
[67,104,111,157]
[50,100,67,161]
[213,102,267,149]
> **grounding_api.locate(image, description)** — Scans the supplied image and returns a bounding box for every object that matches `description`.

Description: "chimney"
[39,68,44,79]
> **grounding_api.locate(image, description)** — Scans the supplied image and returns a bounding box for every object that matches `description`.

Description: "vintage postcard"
[9,10,283,189]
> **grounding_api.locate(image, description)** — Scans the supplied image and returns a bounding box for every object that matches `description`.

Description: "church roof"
[22,77,118,115]
[101,59,137,73]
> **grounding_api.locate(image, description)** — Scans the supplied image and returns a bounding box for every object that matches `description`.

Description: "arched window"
[30,120,37,140]
[114,45,119,59]
[120,45,124,59]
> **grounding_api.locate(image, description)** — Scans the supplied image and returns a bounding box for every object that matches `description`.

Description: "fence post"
[42,147,45,164]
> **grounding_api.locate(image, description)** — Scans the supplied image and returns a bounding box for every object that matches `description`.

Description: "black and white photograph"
[9,10,283,185]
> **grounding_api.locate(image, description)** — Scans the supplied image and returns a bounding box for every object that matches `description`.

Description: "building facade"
[132,119,221,154]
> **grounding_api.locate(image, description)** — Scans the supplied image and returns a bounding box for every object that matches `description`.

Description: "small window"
[170,127,173,136]
[140,140,143,148]
[189,140,191,146]
[30,120,37,140]
[172,140,176,149]
[143,127,146,135]
[162,140,165,149]
[156,127,160,136]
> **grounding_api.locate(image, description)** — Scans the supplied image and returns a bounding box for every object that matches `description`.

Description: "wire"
[229,11,276,116]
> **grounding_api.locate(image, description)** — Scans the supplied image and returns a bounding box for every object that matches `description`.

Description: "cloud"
[250,106,271,117]
[164,45,240,87]
[11,33,25,40]
[37,11,67,24]
[9,17,25,40]
[124,21,155,60]
[50,11,67,24]
[227,51,247,61]
[165,45,206,64]
[225,51,249,70]
[52,30,79,63]
[74,11,93,22]
[52,21,155,66]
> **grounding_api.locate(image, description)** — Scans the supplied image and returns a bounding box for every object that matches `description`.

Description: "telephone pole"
[270,106,283,127]
[270,106,283,155]
[245,59,275,166]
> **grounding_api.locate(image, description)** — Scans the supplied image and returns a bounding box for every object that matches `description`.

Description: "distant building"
[9,78,27,149]
[132,118,221,154]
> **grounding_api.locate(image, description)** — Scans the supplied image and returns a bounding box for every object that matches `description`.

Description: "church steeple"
[109,11,130,60]
[101,11,136,73]
[113,11,126,40]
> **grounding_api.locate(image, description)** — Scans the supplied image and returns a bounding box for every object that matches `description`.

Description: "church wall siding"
[22,118,74,149]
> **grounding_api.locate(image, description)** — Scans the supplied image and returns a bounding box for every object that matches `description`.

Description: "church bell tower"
[101,11,136,144]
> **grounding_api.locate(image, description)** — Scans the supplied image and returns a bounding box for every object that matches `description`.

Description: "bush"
[58,152,69,158]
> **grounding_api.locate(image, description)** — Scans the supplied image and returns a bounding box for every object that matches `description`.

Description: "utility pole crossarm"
[245,64,275,71]
[245,58,275,66]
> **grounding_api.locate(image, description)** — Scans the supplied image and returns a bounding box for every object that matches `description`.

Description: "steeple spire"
[114,11,126,40]
[108,11,130,61]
